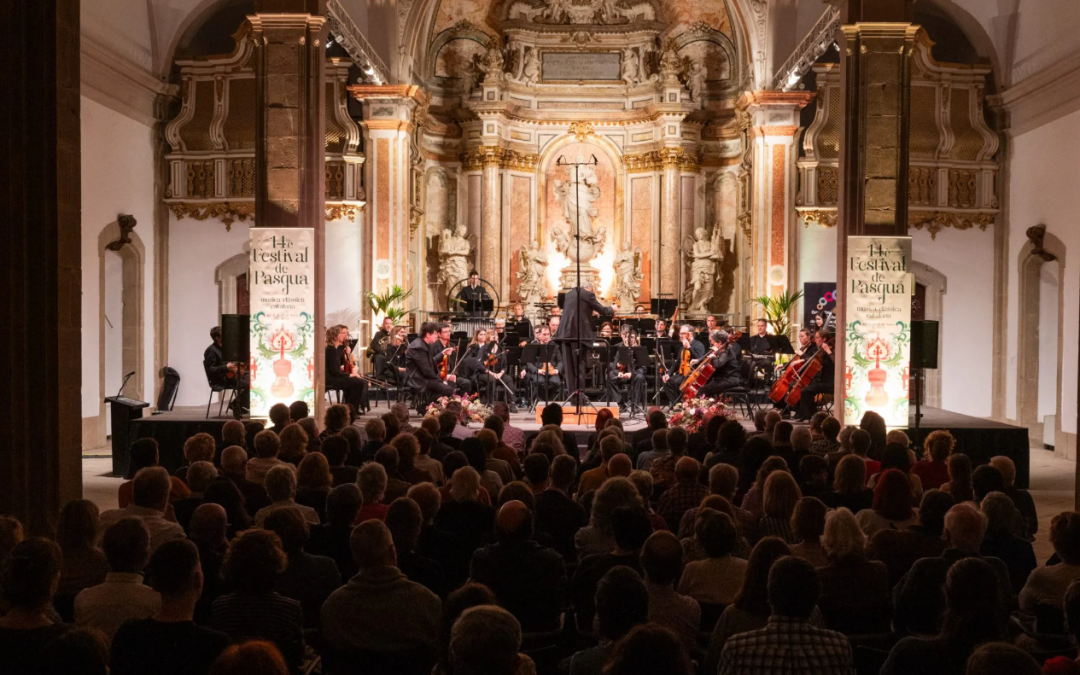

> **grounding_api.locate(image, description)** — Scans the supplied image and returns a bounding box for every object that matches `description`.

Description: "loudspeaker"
[221,314,249,363]
[910,320,939,369]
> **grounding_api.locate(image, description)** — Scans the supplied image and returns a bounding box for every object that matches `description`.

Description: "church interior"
[3,0,1080,672]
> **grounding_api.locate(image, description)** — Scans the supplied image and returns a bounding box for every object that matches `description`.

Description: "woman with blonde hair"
[324,323,370,413]
[821,453,873,513]
[533,427,567,457]
[295,452,333,522]
[817,507,890,634]
[756,471,802,543]
[277,423,308,466]
[741,456,789,519]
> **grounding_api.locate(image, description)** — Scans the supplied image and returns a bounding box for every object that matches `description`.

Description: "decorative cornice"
[750,125,800,138]
[327,204,364,221]
[568,122,595,142]
[170,201,363,228]
[1001,48,1080,137]
[348,84,429,106]
[460,146,539,171]
[624,150,663,173]
[736,90,816,111]
[908,210,996,240]
[503,149,540,171]
[81,35,176,127]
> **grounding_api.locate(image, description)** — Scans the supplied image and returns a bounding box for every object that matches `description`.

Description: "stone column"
[833,3,919,402]
[249,0,326,415]
[738,92,814,302]
[0,0,83,533]
[480,147,503,287]
[659,148,682,306]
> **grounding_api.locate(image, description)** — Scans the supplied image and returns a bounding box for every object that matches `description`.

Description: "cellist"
[696,330,743,398]
[661,325,705,407]
[791,330,834,421]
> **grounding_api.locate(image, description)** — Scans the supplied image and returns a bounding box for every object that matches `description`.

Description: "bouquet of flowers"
[425,394,492,425]
[667,397,733,434]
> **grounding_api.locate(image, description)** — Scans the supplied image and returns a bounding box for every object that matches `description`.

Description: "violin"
[678,349,692,377]
[485,342,499,369]
[769,336,834,406]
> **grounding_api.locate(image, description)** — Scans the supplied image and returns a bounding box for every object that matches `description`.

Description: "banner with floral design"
[843,237,912,427]
[248,228,315,416]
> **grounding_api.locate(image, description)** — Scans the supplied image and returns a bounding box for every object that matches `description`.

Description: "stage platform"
[120,403,1030,486]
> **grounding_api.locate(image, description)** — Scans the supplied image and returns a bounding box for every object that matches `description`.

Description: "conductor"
[553,280,613,400]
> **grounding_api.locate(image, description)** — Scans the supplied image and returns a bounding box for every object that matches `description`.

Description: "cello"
[680,331,741,400]
[768,335,834,406]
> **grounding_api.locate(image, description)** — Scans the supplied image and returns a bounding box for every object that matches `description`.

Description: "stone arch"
[1016,228,1067,446]
[95,220,146,448]
[911,260,947,408]
[216,248,250,316]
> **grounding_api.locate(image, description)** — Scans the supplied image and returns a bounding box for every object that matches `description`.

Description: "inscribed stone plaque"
[541,52,621,81]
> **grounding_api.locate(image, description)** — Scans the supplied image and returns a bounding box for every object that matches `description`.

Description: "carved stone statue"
[507,0,653,24]
[515,46,540,86]
[687,225,723,313]
[481,41,505,85]
[621,47,642,87]
[685,60,706,108]
[659,46,681,85]
[438,223,472,290]
[612,241,643,310]
[516,241,549,303]
[551,158,606,263]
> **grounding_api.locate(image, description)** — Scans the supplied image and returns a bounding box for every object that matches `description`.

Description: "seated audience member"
[392,434,434,485]
[352,417,387,465]
[408,483,469,587]
[412,429,445,485]
[710,419,747,468]
[571,506,652,627]
[263,508,341,629]
[972,465,1007,504]
[462,436,505,498]
[436,411,463,450]
[322,435,358,487]
[980,492,1036,594]
[278,423,309,466]
[788,426,813,481]
[75,518,160,639]
[912,430,954,491]
[535,455,588,561]
[435,466,496,556]
[798,454,831,499]
[118,438,191,509]
[483,415,523,478]
[869,489,953,587]
[355,462,390,523]
[221,419,248,452]
[55,500,108,617]
[288,400,309,422]
[651,427,689,491]
[822,454,874,514]
[658,457,710,531]
[856,468,918,536]
[677,509,747,605]
[848,428,881,480]
[201,477,253,538]
[627,470,669,534]
[966,643,1041,675]
[385,497,446,598]
[893,503,1012,635]
[882,558,1007,675]
[99,467,186,552]
[341,424,366,456]
[772,421,795,457]
[476,428,514,485]
[810,416,842,457]
[111,539,230,675]
[37,627,109,675]
[173,461,217,533]
[563,566,649,675]
[254,464,320,526]
[375,446,412,502]
[420,417,451,461]
[575,477,643,558]
[524,452,550,495]
[188,504,229,624]
[1020,511,1080,612]
[268,403,291,435]
[321,403,352,441]
[640,531,700,653]
[449,606,529,675]
[220,445,271,515]
[941,453,975,502]
[208,641,289,675]
[211,530,304,672]
[436,583,498,673]
[636,428,669,472]
[578,435,624,495]
[868,442,924,500]
[308,483,362,581]
[0,538,73,675]
[706,537,794,671]
[605,624,693,675]
[246,430,286,485]
[741,456,790,519]
[296,417,322,456]
[175,433,217,483]
[1042,581,1080,675]
[990,455,1037,539]
[391,402,416,434]
[757,470,803,543]
[789,496,829,568]
[469,501,566,631]
[817,507,890,634]
[322,520,442,659]
[720,556,854,675]
[679,464,756,539]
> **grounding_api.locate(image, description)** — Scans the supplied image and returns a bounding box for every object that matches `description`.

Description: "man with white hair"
[99,467,186,552]
[219,445,270,514]
[553,280,613,401]
[892,502,1012,634]
[254,464,320,526]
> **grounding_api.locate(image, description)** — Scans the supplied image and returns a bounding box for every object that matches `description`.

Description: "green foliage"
[751,289,805,339]
[365,286,412,323]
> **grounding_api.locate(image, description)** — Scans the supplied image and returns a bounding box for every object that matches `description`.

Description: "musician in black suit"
[509,303,534,346]
[475,333,517,404]
[379,326,408,386]
[696,330,743,399]
[456,271,491,317]
[521,324,562,403]
[749,319,774,356]
[793,330,834,421]
[606,348,646,409]
[553,282,613,398]
[369,316,394,378]
[325,324,370,413]
[407,322,456,406]
[431,323,473,394]
[661,324,706,407]
[203,325,249,413]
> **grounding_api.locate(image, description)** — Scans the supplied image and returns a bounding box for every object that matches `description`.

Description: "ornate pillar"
[480,147,503,287]
[349,85,427,298]
[738,91,814,302]
[659,148,682,305]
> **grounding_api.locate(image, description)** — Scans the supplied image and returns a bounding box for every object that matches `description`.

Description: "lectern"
[105,395,149,477]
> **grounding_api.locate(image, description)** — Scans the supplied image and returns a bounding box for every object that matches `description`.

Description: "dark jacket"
[469,540,567,631]
[407,337,440,385]
[554,288,611,340]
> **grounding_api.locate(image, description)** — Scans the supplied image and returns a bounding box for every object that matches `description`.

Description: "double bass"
[680,331,741,401]
[769,335,834,406]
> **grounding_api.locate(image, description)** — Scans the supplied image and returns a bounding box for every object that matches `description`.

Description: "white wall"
[325,217,366,336]
[1007,108,1080,435]
[103,250,124,397]
[168,218,250,407]
[81,96,157,421]
[797,219,838,290]
[1039,262,1061,420]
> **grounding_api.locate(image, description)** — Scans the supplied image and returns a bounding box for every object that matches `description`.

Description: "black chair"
[325,386,343,404]
[698,602,727,633]
[853,646,891,675]
[156,366,180,411]
[205,382,236,418]
[724,360,755,418]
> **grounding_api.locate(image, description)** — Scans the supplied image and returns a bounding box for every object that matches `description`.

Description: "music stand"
[650,299,678,317]
[654,338,681,403]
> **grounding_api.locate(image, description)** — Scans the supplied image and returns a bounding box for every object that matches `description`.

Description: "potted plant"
[751,289,804,339]
[365,285,412,325]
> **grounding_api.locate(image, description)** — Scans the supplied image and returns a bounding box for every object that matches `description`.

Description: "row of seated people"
[0,401,1068,675]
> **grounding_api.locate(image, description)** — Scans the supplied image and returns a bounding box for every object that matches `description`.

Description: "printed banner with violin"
[843,236,912,427]
[248,227,316,416]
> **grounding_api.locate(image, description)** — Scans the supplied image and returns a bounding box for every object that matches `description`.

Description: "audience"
[657,457,709,530]
[570,506,651,627]
[117,438,191,509]
[263,507,341,628]
[562,566,649,675]
[822,453,875,513]
[75,517,160,639]
[246,430,286,484]
[375,446,412,502]
[54,500,108,617]
[308,483,362,580]
[817,507,890,634]
[578,435,624,495]
[857,468,918,536]
[677,509,747,605]
[254,464,320,526]
[789,496,829,567]
[913,430,954,490]
[449,606,526,675]
[1020,511,1080,612]
[575,477,642,558]
[208,640,289,675]
[385,497,446,597]
[0,538,72,675]
[355,462,390,523]
[991,455,1037,538]
[640,530,700,652]
[980,491,1036,593]
[294,452,333,522]
[412,429,446,484]
[321,435,359,487]
[99,467,186,552]
[604,624,693,675]
[868,489,953,587]
[220,445,271,515]
[757,470,802,542]
[534,453,587,561]
[966,643,1041,675]
[436,466,495,555]
[942,453,975,503]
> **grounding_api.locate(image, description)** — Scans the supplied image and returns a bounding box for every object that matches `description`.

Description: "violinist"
[606,345,646,410]
[407,322,455,406]
[792,330,834,421]
[599,322,615,339]
[326,325,370,413]
[431,322,472,394]
[661,325,705,407]
[695,330,742,398]
[203,325,249,415]
[522,324,561,402]
[476,329,517,403]
[379,326,408,386]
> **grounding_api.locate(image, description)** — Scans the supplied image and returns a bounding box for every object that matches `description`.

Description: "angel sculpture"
[687,225,723,313]
[612,241,644,309]
[685,60,707,108]
[516,241,549,303]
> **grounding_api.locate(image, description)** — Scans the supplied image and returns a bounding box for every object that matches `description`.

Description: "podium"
[105,395,149,477]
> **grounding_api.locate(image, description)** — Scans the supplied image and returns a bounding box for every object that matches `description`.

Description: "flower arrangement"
[667,397,734,434]
[425,394,492,425]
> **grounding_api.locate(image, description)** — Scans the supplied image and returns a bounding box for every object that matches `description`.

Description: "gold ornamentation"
[325,161,346,200]
[169,202,254,230]
[660,147,684,169]
[326,204,362,221]
[568,122,595,142]
[908,211,995,240]
[623,151,663,173]
[459,147,538,171]
[502,149,539,171]
[187,161,215,199]
[800,209,837,228]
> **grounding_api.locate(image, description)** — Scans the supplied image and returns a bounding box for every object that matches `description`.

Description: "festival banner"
[248,228,315,417]
[843,237,912,427]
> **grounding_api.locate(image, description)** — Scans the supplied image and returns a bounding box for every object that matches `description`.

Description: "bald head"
[220,445,248,474]
[222,420,246,446]
[189,503,228,546]
[675,456,700,484]
[496,500,533,543]
[609,454,633,477]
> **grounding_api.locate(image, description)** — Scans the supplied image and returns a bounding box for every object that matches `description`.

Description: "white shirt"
[74,572,161,639]
[97,504,185,553]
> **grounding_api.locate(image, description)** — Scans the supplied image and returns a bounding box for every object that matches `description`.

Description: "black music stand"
[650,299,677,317]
